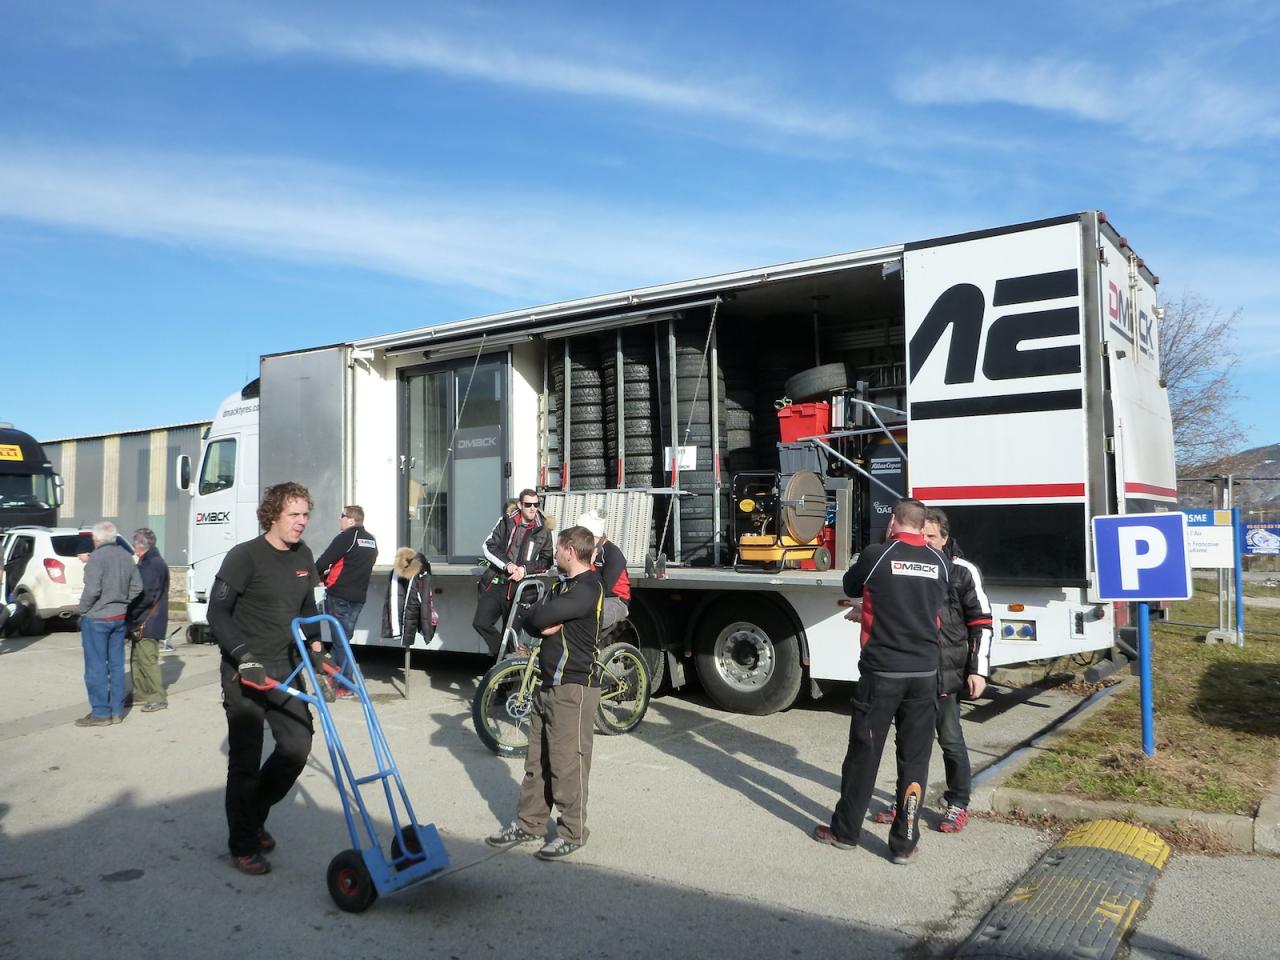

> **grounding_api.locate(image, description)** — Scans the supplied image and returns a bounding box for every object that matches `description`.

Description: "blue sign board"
[1241,523,1280,556]
[1093,512,1192,601]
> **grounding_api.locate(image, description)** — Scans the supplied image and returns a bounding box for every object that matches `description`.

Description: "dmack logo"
[458,436,498,449]
[196,511,231,524]
[908,268,1084,420]
[1107,280,1154,354]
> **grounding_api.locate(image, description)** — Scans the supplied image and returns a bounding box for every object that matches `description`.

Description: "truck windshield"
[198,438,237,495]
[0,473,55,509]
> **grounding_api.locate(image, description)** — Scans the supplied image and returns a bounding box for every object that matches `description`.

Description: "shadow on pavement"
[0,787,921,960]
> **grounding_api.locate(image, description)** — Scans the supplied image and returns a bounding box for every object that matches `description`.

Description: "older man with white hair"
[76,521,142,727]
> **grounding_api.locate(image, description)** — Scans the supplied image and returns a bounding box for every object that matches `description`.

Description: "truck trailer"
[181,211,1176,715]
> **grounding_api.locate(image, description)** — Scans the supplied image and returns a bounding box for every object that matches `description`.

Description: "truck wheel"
[695,596,802,715]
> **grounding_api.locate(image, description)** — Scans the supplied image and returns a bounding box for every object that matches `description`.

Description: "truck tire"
[604,381,654,403]
[784,363,848,402]
[695,596,802,715]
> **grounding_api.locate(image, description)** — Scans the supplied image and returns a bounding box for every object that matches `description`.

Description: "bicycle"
[471,630,651,757]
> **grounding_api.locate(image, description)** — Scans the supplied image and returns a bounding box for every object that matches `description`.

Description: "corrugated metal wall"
[41,422,208,562]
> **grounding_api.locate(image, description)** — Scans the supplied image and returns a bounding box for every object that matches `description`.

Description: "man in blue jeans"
[76,521,142,726]
[315,505,378,697]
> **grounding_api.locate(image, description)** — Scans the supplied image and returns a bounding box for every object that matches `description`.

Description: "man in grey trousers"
[76,521,142,727]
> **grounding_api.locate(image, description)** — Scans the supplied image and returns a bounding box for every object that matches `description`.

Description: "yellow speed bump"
[956,819,1171,959]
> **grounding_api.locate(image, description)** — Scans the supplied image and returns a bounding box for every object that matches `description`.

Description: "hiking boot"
[938,805,969,833]
[536,837,583,861]
[872,804,896,824]
[258,830,276,853]
[485,822,540,848]
[811,824,855,850]
[232,852,271,875]
[890,847,919,866]
[74,714,112,727]
[141,701,168,713]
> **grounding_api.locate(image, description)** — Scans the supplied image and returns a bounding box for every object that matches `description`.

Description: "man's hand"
[509,565,526,582]
[505,562,519,576]
[539,623,562,636]
[238,661,271,690]
[843,600,863,622]
[966,674,987,699]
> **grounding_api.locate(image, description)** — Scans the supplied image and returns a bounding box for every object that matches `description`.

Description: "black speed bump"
[955,819,1170,959]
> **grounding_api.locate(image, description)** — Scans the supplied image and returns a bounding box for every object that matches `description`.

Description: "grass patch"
[1006,586,1280,816]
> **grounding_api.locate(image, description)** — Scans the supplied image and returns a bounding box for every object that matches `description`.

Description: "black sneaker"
[232,852,271,875]
[485,822,540,848]
[535,837,582,860]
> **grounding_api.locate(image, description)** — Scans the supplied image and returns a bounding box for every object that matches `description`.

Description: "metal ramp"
[540,490,655,563]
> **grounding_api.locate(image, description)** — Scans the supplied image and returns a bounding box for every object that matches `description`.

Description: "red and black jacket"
[843,531,950,675]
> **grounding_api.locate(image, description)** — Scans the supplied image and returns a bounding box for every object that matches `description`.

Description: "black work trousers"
[473,584,514,657]
[220,659,313,857]
[830,672,937,858]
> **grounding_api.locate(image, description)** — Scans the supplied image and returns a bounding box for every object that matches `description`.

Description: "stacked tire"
[660,316,728,566]
[603,328,661,489]
[549,341,607,491]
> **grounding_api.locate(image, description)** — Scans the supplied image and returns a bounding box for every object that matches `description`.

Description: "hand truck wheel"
[327,849,378,913]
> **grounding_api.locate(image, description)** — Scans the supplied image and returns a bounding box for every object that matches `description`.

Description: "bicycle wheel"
[594,641,650,736]
[472,657,538,757]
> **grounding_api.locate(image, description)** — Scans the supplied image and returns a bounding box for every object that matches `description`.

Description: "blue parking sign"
[1093,513,1191,601]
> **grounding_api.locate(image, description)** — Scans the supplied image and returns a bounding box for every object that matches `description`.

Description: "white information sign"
[1185,527,1234,569]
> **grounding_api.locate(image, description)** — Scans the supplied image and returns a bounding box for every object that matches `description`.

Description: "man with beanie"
[577,508,630,633]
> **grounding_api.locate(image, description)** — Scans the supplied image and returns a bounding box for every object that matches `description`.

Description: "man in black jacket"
[126,528,170,712]
[486,526,603,861]
[315,505,378,644]
[473,489,555,656]
[813,498,949,864]
[208,481,322,876]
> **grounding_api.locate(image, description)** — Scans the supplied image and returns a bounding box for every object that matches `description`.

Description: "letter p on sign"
[1093,513,1191,602]
[1116,526,1167,590]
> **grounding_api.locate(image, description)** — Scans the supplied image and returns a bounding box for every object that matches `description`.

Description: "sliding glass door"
[401,355,507,562]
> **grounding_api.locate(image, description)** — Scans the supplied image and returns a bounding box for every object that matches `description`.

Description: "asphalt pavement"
[1,629,1276,959]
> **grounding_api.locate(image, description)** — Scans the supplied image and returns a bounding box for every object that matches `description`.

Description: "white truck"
[180,211,1175,715]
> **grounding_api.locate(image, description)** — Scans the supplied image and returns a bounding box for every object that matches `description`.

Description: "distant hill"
[1177,443,1280,515]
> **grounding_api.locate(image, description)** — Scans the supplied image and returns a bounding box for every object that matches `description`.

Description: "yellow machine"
[733,470,831,572]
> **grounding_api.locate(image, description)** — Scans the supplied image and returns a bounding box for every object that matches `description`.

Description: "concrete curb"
[968,678,1280,855]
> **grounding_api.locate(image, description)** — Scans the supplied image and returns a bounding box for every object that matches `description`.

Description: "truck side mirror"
[176,454,191,492]
[53,474,64,508]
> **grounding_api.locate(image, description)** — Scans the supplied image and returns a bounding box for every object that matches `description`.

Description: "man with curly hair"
[208,481,322,876]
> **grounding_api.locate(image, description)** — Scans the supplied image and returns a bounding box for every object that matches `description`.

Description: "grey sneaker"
[535,837,582,861]
[485,822,540,848]
[74,714,112,727]
[891,847,919,866]
[141,701,168,713]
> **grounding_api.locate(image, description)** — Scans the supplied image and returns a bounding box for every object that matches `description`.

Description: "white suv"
[1,526,133,635]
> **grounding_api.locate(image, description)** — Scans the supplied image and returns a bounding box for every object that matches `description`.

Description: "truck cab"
[0,424,62,533]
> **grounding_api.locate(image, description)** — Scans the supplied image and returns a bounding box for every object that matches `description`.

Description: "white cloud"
[0,146,904,300]
[897,55,1280,149]
[223,16,867,143]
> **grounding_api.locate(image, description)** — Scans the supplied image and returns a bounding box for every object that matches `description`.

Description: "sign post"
[1093,513,1192,757]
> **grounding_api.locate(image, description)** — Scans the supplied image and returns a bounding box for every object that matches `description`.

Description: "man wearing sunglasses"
[473,488,555,657]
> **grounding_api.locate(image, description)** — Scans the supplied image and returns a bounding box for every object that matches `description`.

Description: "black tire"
[390,828,425,872]
[623,601,668,693]
[603,381,654,401]
[571,474,608,491]
[694,596,803,715]
[327,849,378,913]
[570,439,606,458]
[571,421,605,440]
[784,363,848,401]
[607,422,657,442]
[16,592,43,636]
[619,455,658,472]
[568,385,604,404]
[607,435,657,454]
[471,657,537,757]
[606,401,656,420]
[594,640,650,735]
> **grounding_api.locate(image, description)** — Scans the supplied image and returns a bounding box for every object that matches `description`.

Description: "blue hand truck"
[268,614,450,912]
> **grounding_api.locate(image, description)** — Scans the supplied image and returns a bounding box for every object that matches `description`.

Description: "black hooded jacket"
[936,540,993,696]
[381,548,434,647]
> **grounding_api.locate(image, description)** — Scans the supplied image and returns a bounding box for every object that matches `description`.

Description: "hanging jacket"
[381,548,435,647]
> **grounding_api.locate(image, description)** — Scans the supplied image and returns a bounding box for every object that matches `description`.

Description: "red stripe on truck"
[912,483,1086,501]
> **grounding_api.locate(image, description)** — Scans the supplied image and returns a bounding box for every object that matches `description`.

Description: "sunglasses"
[521,500,540,508]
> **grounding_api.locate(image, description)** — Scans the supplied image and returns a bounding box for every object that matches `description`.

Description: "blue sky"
[3,0,1277,450]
